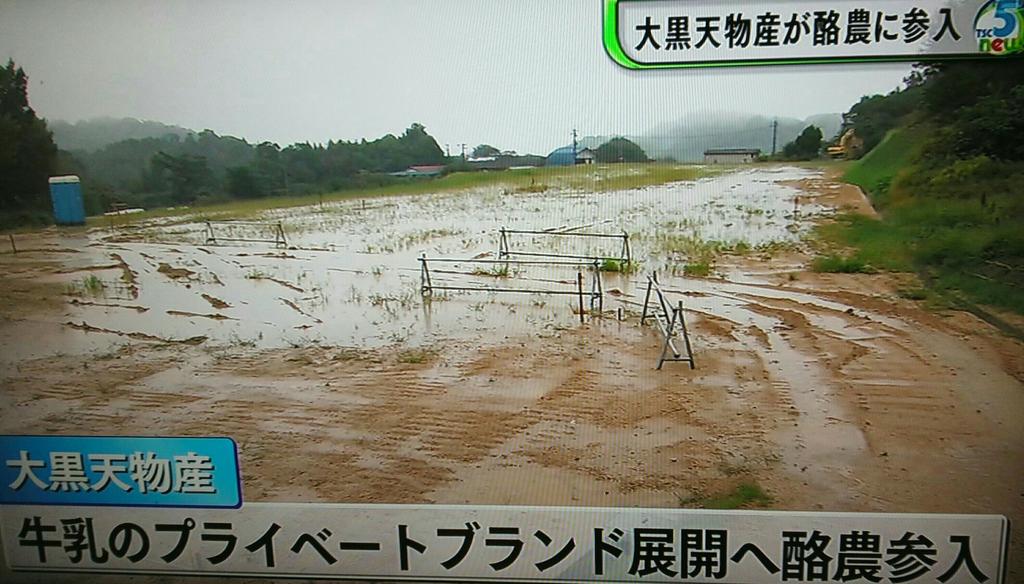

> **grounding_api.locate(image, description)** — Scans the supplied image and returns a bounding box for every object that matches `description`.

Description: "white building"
[703,148,761,164]
[575,148,596,165]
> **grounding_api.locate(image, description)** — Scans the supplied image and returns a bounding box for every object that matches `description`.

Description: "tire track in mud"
[330,363,539,464]
[735,293,978,448]
[459,334,783,497]
[726,300,871,506]
[514,365,700,494]
[129,356,467,502]
[1,348,191,435]
[728,286,1002,507]
[172,351,551,500]
[840,333,985,447]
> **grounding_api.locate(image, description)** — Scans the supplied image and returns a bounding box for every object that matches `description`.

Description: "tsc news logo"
[975,0,1024,54]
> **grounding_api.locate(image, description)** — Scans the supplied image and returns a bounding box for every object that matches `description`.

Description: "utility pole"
[771,119,778,156]
[572,128,578,159]
[459,143,467,161]
[445,143,451,158]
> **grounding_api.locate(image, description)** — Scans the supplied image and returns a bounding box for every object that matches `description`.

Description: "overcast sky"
[1,0,912,154]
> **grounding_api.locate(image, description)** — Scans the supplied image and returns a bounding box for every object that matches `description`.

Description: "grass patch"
[703,482,772,509]
[683,481,773,509]
[332,347,370,361]
[811,254,875,274]
[396,348,435,364]
[599,258,639,274]
[245,269,270,280]
[818,198,1024,313]
[897,286,953,310]
[814,212,913,272]
[683,261,713,277]
[65,274,106,297]
[512,181,549,194]
[724,241,751,255]
[653,233,728,277]
[653,233,718,260]
[754,240,800,257]
[897,287,929,300]
[577,164,709,191]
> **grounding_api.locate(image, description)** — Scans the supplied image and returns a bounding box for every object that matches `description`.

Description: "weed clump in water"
[599,259,638,274]
[472,264,511,277]
[245,269,270,280]
[65,274,106,297]
[683,261,713,277]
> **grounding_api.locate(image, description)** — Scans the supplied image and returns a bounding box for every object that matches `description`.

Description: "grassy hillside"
[842,128,923,209]
[822,124,1024,316]
[817,62,1024,318]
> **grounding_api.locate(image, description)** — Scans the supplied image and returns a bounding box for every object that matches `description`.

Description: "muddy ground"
[1,165,1022,581]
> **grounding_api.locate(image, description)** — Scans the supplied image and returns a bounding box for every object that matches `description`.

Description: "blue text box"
[0,436,242,508]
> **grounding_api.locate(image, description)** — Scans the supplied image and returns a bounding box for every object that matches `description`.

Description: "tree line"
[63,122,446,214]
[0,60,57,226]
[0,59,449,226]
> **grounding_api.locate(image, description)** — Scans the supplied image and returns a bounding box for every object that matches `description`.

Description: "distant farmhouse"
[575,147,596,165]
[546,146,597,166]
[703,148,761,164]
[389,164,445,177]
[467,154,545,171]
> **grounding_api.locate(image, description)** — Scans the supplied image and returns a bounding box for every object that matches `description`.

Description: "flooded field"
[1,166,826,361]
[2,165,1023,579]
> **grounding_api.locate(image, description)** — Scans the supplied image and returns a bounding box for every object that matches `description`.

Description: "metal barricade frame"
[640,272,695,370]
[498,227,631,265]
[205,221,287,248]
[419,255,603,323]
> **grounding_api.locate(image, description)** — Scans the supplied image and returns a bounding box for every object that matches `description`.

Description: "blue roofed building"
[545,146,576,166]
[546,146,596,166]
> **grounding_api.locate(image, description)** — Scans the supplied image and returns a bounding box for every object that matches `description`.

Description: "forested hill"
[580,112,843,162]
[834,62,1024,315]
[57,123,446,213]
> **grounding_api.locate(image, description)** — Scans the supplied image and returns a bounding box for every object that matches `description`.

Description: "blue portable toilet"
[48,175,86,225]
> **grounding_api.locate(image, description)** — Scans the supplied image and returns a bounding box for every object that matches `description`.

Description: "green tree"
[846,86,923,154]
[253,142,286,193]
[151,152,213,203]
[472,144,501,158]
[595,137,649,163]
[225,166,264,198]
[919,62,1024,162]
[0,59,57,223]
[398,123,445,167]
[782,125,823,160]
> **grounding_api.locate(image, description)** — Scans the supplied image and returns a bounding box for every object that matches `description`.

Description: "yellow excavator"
[827,128,865,160]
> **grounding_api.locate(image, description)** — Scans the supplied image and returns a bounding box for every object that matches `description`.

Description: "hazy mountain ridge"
[580,112,842,162]
[54,113,843,163]
[50,117,195,152]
